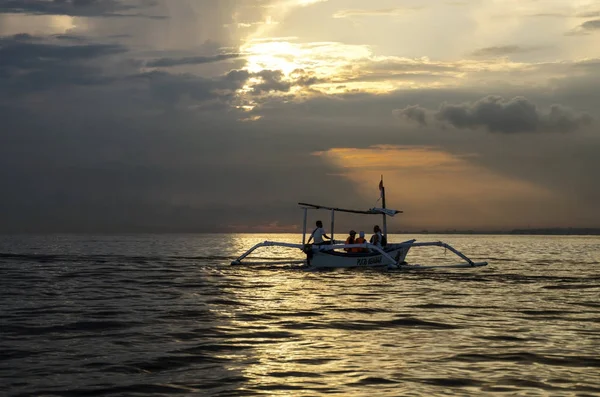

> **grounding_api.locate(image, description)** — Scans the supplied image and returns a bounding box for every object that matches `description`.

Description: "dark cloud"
[0,0,158,18]
[0,34,128,93]
[1,75,599,232]
[567,19,600,35]
[581,19,600,30]
[251,70,291,93]
[437,96,541,132]
[0,102,363,233]
[471,45,540,57]
[146,53,241,67]
[0,29,356,233]
[289,69,326,87]
[393,105,427,126]
[436,96,592,133]
[396,96,592,133]
[128,69,251,106]
[544,104,593,132]
[0,34,126,66]
[0,33,253,107]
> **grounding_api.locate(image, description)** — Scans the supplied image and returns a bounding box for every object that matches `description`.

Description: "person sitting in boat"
[370,225,383,247]
[307,220,331,245]
[344,230,357,252]
[355,231,368,252]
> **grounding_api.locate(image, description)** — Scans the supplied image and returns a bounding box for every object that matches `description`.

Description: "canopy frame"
[300,178,401,243]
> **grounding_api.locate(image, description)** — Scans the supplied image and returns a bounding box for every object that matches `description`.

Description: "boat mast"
[330,209,335,242]
[302,207,308,245]
[381,175,387,238]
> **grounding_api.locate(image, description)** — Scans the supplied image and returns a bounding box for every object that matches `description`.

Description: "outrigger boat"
[232,179,488,270]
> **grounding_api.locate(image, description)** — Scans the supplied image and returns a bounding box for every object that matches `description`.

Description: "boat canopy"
[298,202,402,217]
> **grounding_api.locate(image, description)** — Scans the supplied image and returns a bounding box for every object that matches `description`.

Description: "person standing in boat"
[370,225,383,247]
[344,230,357,252]
[307,220,331,245]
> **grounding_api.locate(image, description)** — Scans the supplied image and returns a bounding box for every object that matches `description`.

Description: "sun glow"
[314,146,557,230]
[239,38,378,96]
[242,40,305,74]
[234,0,576,103]
[242,39,371,76]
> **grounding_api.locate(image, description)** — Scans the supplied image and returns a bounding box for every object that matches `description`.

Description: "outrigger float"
[232,180,488,270]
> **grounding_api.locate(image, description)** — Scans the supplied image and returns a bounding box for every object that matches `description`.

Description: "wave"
[450,352,600,367]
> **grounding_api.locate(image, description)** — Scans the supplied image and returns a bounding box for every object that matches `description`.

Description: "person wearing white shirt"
[307,220,331,245]
[370,225,383,247]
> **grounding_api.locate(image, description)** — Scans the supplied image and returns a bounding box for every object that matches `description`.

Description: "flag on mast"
[377,176,384,201]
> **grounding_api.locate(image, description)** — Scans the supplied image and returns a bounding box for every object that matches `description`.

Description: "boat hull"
[308,244,410,269]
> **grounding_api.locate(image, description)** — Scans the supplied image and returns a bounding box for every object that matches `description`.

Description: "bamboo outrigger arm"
[408,241,479,266]
[230,241,304,265]
[230,240,486,268]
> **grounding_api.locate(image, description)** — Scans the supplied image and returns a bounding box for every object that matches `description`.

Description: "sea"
[1,234,599,396]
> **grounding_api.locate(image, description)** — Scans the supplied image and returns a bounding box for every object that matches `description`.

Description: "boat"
[231,178,488,270]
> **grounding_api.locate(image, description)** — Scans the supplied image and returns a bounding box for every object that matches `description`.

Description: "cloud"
[0,34,128,93]
[127,69,253,106]
[332,7,421,18]
[581,19,600,30]
[251,69,291,93]
[393,105,427,126]
[471,45,541,57]
[146,53,241,67]
[0,101,361,232]
[575,11,600,18]
[567,19,600,35]
[437,96,541,133]
[0,33,253,106]
[0,34,126,66]
[396,96,593,133]
[0,0,158,18]
[544,104,594,132]
[526,13,568,18]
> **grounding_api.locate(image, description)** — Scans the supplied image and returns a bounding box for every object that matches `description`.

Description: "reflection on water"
[1,234,599,396]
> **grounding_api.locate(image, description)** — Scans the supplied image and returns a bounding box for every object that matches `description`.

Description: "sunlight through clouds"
[313,146,557,230]
[228,0,600,104]
[237,40,587,103]
[332,7,423,19]
[242,39,371,77]
[0,14,80,36]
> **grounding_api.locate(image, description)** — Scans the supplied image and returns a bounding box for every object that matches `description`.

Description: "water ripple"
[1,233,599,396]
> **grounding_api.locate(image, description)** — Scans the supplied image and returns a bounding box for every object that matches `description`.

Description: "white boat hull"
[308,243,410,269]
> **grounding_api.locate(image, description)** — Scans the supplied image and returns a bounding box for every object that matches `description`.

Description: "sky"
[1,0,599,233]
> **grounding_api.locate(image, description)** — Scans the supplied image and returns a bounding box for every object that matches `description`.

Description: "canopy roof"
[298,202,402,216]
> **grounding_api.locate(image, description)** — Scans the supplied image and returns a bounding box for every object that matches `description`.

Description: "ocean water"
[1,234,599,396]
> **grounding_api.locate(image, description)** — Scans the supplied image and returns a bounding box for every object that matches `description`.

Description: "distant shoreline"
[395,228,600,236]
